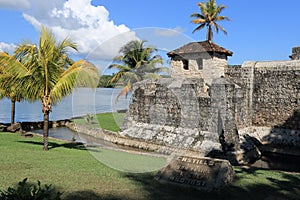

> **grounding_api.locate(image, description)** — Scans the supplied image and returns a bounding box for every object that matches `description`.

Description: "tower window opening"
[183,59,189,70]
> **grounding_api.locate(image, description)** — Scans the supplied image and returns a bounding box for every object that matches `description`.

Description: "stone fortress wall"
[226,60,300,149]
[120,58,300,163]
[120,78,221,155]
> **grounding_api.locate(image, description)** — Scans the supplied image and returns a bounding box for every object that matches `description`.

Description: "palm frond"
[191,18,207,24]
[0,53,30,78]
[123,71,140,82]
[108,64,132,71]
[116,81,131,101]
[215,23,228,35]
[213,5,227,19]
[192,23,206,33]
[57,37,78,54]
[198,2,209,16]
[108,71,125,84]
[190,13,204,19]
[51,60,99,104]
[0,88,5,100]
[215,16,231,22]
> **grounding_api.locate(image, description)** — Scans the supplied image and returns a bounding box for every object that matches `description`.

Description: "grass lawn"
[0,132,300,200]
[72,112,125,132]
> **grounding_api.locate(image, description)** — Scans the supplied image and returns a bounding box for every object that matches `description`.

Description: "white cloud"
[22,0,138,60]
[0,42,17,53]
[0,0,30,10]
[23,13,40,29]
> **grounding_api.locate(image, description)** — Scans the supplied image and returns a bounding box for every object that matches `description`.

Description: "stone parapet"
[120,77,251,161]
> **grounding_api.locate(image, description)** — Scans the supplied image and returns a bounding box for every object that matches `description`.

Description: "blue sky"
[0,0,299,73]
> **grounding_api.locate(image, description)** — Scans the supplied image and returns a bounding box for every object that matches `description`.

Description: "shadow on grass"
[63,190,102,200]
[122,168,300,200]
[64,190,136,200]
[228,168,300,200]
[17,141,90,151]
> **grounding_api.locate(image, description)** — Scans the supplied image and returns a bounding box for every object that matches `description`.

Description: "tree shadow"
[63,190,123,200]
[231,168,300,200]
[17,140,90,151]
[124,173,210,200]
[252,151,300,172]
[122,167,300,200]
[63,190,139,200]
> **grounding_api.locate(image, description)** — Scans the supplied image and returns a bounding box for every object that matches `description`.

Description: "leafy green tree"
[97,75,115,88]
[108,40,168,99]
[0,26,99,150]
[190,0,230,41]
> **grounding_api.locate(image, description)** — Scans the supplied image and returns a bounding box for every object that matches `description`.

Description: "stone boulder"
[0,124,7,132]
[7,123,22,133]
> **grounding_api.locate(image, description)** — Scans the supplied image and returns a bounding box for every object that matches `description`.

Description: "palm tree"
[5,83,22,125]
[109,40,168,99]
[0,56,7,108]
[190,0,230,41]
[0,52,24,125]
[0,26,99,150]
[0,72,4,103]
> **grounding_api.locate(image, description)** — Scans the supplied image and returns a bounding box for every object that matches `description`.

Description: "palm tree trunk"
[43,111,49,151]
[207,26,213,41]
[11,99,15,125]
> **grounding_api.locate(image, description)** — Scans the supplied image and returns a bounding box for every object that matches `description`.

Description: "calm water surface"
[33,127,120,149]
[0,88,130,123]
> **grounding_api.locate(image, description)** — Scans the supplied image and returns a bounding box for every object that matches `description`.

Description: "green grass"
[72,112,125,132]
[88,147,167,173]
[0,132,300,200]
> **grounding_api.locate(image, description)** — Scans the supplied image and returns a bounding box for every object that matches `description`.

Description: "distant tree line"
[97,74,116,88]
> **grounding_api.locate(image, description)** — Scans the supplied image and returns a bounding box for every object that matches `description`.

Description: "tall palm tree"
[190,0,230,41]
[0,52,24,125]
[0,69,5,103]
[0,57,7,109]
[0,26,99,150]
[109,40,168,99]
[5,83,22,125]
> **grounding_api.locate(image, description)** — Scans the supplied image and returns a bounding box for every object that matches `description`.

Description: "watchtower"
[167,40,233,85]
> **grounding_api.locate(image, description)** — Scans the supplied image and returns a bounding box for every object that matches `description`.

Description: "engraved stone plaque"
[155,155,236,191]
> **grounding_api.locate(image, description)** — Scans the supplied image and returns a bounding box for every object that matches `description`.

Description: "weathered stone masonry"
[120,60,300,162]
[226,60,300,148]
[120,77,242,157]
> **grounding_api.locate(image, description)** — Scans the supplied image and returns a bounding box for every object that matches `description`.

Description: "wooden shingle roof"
[167,40,233,57]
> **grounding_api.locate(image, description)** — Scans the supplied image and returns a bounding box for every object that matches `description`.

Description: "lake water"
[33,127,121,149]
[0,88,131,123]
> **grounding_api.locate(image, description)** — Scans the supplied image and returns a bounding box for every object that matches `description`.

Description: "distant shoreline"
[0,87,130,124]
[0,110,127,131]
[0,119,73,132]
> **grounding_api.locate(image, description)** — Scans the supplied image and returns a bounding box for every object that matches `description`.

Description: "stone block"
[155,155,236,191]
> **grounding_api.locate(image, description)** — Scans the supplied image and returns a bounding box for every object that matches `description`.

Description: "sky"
[0,0,299,74]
